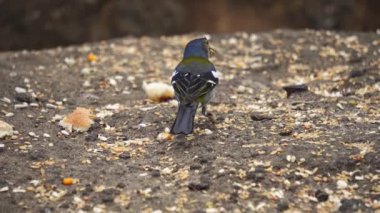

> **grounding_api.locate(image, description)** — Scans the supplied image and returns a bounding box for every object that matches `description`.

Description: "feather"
[170,104,198,134]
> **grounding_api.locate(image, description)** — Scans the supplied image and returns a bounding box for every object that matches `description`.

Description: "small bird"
[170,37,219,135]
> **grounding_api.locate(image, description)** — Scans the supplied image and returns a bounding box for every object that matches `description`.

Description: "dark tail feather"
[171,104,198,135]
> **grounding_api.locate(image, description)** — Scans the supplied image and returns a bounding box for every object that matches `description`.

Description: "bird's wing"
[171,66,218,103]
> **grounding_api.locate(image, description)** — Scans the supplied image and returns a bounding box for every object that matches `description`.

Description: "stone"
[282,84,308,98]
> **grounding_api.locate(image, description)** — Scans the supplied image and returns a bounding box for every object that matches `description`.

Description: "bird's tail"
[171,104,198,135]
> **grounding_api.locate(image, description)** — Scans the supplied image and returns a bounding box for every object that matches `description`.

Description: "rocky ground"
[0,30,379,212]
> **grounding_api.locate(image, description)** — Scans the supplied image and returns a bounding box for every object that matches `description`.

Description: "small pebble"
[5,112,14,117]
[250,112,273,121]
[61,130,70,136]
[116,182,126,188]
[80,67,91,75]
[0,186,9,192]
[139,173,148,177]
[337,180,348,189]
[28,132,38,138]
[46,103,57,109]
[188,176,210,191]
[29,103,39,107]
[151,170,160,177]
[15,87,27,93]
[228,37,238,45]
[52,114,63,121]
[15,93,34,103]
[205,209,218,213]
[98,135,108,141]
[93,207,104,213]
[204,129,213,135]
[64,57,76,65]
[161,167,172,175]
[83,80,91,87]
[237,85,246,93]
[315,189,329,202]
[85,132,98,142]
[29,180,40,186]
[114,75,123,81]
[12,187,26,193]
[108,78,117,86]
[119,152,131,159]
[14,103,28,109]
[279,127,293,136]
[282,84,308,98]
[277,201,289,211]
[127,76,135,81]
[1,97,12,104]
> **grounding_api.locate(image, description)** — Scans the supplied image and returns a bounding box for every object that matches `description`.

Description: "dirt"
[0,30,379,212]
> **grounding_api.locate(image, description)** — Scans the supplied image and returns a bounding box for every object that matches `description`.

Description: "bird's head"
[183,37,216,59]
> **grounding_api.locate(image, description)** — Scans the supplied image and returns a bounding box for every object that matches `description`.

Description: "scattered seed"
[62,178,75,185]
[286,155,296,163]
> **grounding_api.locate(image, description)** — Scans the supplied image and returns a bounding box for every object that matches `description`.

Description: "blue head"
[183,38,210,59]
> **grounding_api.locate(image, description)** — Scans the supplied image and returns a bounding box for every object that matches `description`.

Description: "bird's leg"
[202,105,215,123]
[201,105,207,116]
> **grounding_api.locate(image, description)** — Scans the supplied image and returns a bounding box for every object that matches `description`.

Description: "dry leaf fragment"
[59,107,95,132]
[157,128,173,141]
[114,194,130,207]
[0,120,13,139]
[176,168,189,180]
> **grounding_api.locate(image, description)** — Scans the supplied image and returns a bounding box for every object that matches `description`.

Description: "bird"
[170,37,219,135]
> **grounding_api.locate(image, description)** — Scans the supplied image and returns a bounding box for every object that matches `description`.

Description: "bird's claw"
[206,112,216,124]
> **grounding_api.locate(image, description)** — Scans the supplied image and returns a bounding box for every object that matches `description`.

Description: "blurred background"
[0,0,379,51]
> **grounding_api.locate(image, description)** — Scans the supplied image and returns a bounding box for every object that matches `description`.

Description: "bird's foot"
[201,106,207,116]
[206,112,216,124]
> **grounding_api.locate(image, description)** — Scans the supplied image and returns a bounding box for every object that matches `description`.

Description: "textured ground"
[0,30,379,212]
